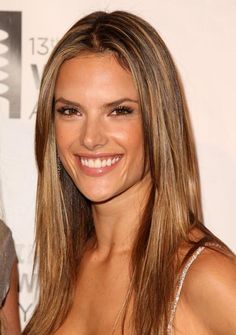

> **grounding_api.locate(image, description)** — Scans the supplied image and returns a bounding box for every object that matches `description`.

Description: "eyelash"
[56,106,79,117]
[56,105,134,117]
[110,105,134,116]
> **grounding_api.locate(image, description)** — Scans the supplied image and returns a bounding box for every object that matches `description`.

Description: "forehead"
[54,53,138,103]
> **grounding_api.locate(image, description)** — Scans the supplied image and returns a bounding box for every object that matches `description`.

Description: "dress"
[0,219,16,306]
[167,246,205,334]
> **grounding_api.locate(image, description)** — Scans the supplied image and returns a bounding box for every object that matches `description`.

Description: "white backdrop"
[0,0,235,327]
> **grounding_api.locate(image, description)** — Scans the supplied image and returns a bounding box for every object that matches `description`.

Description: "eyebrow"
[54,97,139,109]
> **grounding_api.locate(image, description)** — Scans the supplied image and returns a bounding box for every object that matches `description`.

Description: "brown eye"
[110,105,134,116]
[57,107,80,117]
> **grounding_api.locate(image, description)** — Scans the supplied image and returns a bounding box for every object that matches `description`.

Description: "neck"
[91,173,151,257]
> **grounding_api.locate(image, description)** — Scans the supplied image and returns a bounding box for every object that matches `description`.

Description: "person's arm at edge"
[0,260,21,335]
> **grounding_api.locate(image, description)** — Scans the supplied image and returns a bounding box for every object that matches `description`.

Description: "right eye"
[56,107,80,117]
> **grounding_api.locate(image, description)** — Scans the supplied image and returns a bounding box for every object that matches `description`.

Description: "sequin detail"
[167,246,205,334]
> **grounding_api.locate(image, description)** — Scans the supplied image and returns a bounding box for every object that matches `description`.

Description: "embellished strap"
[167,246,205,334]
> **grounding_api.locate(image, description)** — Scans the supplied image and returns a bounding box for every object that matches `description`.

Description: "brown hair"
[24,11,227,335]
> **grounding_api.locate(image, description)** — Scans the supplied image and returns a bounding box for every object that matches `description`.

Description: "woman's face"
[54,53,147,203]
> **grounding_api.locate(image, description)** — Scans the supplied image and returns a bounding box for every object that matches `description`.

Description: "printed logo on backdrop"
[16,243,38,323]
[28,36,59,119]
[0,11,59,120]
[0,11,22,118]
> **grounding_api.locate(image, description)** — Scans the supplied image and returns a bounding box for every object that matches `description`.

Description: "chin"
[82,192,115,204]
[74,176,123,204]
[77,183,124,204]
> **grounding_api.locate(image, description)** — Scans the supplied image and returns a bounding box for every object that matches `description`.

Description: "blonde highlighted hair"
[24,11,226,334]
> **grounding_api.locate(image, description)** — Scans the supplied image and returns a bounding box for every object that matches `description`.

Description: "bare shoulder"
[182,246,236,334]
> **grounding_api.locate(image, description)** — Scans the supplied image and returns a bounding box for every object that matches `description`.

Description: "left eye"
[110,106,134,116]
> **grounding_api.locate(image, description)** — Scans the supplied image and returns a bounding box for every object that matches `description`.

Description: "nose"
[80,115,108,151]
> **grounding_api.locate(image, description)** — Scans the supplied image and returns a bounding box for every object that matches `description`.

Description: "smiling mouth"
[78,155,122,169]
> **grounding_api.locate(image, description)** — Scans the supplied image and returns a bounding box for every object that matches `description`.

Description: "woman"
[0,220,21,334]
[24,11,236,335]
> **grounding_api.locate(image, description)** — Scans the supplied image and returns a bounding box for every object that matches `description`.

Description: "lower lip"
[75,156,123,176]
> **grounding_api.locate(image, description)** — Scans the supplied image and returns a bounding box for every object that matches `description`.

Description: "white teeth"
[94,159,102,168]
[101,159,107,167]
[80,156,120,168]
[88,160,94,168]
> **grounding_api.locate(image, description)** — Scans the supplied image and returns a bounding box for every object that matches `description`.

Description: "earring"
[57,155,61,176]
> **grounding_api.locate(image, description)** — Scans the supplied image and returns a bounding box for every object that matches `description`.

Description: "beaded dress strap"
[167,246,205,335]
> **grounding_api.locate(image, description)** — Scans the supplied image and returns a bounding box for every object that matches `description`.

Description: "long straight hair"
[24,11,226,335]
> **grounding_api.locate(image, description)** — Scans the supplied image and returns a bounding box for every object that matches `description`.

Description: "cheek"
[123,123,144,156]
[55,121,76,152]
[113,122,144,171]
[54,124,77,175]
[54,120,64,148]
[55,125,77,178]
[113,120,143,147]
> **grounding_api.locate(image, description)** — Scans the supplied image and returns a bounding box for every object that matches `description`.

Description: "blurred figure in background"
[0,219,21,334]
